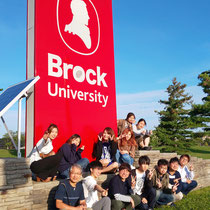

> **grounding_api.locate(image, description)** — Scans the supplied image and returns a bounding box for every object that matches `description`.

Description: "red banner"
[32,0,117,160]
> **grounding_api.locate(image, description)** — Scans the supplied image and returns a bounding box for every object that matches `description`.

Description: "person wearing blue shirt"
[55,164,87,209]
[168,157,183,202]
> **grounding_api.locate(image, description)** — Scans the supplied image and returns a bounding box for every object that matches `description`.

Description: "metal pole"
[1,116,18,150]
[17,98,23,158]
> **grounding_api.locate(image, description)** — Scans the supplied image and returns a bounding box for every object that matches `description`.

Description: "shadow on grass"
[188,148,210,155]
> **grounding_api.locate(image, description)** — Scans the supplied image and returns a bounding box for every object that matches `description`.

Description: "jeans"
[115,149,134,165]
[60,158,89,179]
[181,180,197,195]
[156,189,174,206]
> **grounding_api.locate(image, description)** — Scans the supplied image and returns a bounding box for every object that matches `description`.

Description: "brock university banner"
[26,0,117,160]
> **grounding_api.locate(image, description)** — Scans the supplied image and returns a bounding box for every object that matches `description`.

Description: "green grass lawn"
[0,149,25,158]
[155,186,210,210]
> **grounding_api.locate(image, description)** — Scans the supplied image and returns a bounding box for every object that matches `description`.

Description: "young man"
[151,159,175,206]
[108,163,141,210]
[131,155,156,210]
[178,154,198,195]
[82,161,111,210]
[55,164,87,209]
[168,157,183,201]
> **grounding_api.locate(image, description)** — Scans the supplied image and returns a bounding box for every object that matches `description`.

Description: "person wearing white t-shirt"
[29,124,58,182]
[83,161,111,210]
[132,119,152,150]
[178,154,197,195]
[29,124,58,164]
[132,155,156,210]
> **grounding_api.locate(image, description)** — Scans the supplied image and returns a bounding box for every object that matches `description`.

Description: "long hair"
[120,128,137,147]
[103,127,117,142]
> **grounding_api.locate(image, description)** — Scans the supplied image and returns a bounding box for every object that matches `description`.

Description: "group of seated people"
[29,117,197,209]
[54,155,197,210]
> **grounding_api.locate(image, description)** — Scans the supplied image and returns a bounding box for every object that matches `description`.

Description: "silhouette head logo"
[64,0,91,49]
[57,0,100,55]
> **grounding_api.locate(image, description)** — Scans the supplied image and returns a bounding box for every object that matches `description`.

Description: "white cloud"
[117,85,205,130]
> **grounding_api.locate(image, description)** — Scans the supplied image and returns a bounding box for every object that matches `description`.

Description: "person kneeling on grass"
[83,161,111,210]
[131,155,156,210]
[55,164,87,209]
[151,159,177,207]
[168,157,183,202]
[108,163,141,210]
[178,154,198,195]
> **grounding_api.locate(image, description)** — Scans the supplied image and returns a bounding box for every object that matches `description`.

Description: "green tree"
[154,78,193,152]
[1,131,25,149]
[190,70,210,145]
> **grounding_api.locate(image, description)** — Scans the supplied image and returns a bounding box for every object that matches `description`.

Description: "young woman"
[29,124,58,164]
[58,134,89,179]
[117,112,136,136]
[116,128,137,166]
[29,124,61,182]
[132,118,152,150]
[93,127,118,173]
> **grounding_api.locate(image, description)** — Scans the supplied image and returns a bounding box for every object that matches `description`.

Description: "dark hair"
[137,118,147,126]
[180,154,190,162]
[169,157,179,164]
[67,134,81,147]
[103,127,116,142]
[119,163,131,173]
[157,159,168,166]
[126,112,135,121]
[139,155,150,165]
[89,161,103,170]
[47,124,58,134]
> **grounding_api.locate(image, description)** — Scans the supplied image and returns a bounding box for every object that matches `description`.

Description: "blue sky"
[0,0,209,137]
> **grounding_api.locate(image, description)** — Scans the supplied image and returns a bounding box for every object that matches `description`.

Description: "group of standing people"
[28,112,197,209]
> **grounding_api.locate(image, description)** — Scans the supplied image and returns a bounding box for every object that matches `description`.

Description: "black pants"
[136,187,156,209]
[30,151,63,180]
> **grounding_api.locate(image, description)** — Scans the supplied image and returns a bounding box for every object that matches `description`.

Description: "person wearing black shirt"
[108,163,141,210]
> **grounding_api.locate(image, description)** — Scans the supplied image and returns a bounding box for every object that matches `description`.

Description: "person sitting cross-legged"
[83,161,111,210]
[108,163,141,210]
[178,154,197,195]
[55,164,87,209]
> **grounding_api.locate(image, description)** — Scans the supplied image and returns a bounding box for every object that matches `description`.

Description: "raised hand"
[189,164,194,171]
[80,145,85,150]
[148,169,155,180]
[172,182,179,193]
[98,135,103,141]
[131,175,136,189]
[110,135,115,141]
[173,177,181,184]
[43,131,49,141]
[156,178,162,188]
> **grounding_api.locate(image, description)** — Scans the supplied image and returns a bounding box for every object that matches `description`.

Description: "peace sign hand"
[98,135,103,141]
